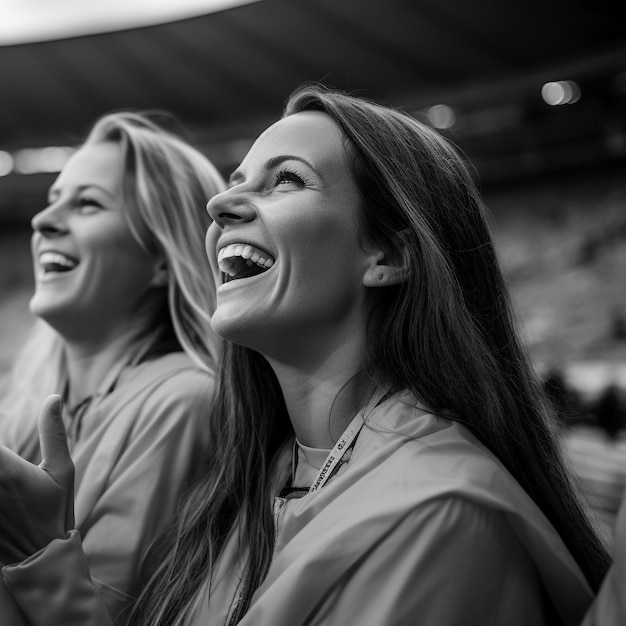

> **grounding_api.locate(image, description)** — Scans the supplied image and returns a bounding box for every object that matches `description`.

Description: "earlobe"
[362,246,410,287]
[363,264,408,287]
[150,259,169,288]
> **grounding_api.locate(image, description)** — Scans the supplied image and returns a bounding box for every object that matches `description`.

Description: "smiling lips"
[38,251,78,273]
[217,242,275,283]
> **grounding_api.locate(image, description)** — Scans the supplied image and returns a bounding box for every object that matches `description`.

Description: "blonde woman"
[0,112,224,622]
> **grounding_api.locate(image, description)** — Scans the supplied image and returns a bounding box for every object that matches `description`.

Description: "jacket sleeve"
[2,531,114,626]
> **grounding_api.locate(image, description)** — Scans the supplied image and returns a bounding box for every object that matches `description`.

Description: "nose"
[206,187,257,229]
[31,202,69,238]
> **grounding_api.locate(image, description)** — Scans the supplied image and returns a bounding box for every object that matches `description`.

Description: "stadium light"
[0,0,260,45]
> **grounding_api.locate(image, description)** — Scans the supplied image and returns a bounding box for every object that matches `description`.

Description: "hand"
[0,394,75,564]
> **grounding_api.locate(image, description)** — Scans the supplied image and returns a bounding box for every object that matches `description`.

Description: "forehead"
[243,111,350,171]
[55,142,124,189]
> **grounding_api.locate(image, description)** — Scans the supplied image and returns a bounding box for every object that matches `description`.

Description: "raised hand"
[0,394,75,564]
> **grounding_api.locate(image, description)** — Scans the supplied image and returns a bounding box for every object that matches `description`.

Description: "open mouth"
[39,251,78,274]
[217,243,274,283]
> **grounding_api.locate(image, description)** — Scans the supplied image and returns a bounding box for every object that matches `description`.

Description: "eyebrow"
[48,183,116,199]
[229,154,321,185]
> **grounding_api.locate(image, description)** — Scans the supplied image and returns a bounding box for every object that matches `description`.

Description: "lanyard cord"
[308,411,366,492]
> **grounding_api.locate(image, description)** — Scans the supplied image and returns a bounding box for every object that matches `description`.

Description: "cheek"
[282,213,361,275]
[86,229,154,286]
[90,219,143,257]
[281,208,344,249]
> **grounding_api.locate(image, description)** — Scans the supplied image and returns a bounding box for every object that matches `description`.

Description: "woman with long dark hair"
[0,85,620,625]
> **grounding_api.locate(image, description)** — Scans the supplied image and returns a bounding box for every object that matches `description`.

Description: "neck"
[266,342,374,449]
[62,325,151,408]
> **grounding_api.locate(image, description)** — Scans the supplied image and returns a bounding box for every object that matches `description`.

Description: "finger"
[38,395,76,533]
[37,394,73,479]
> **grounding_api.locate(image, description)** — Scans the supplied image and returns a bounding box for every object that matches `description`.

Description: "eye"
[274,169,308,187]
[75,197,103,214]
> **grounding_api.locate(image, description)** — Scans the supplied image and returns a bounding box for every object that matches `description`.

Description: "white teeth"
[217,242,275,278]
[39,251,78,272]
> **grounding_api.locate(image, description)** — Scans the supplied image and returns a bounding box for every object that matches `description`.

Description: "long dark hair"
[131,85,609,624]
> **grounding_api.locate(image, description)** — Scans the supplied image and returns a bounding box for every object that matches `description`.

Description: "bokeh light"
[541,80,581,106]
[425,104,456,129]
[0,150,14,176]
[13,146,74,174]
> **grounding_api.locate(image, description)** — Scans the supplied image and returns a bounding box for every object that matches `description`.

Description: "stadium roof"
[1,0,625,219]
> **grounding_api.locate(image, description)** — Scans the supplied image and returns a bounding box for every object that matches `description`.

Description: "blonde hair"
[85,112,225,371]
[0,112,225,447]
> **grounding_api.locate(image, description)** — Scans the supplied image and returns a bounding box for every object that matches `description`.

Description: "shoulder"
[119,351,213,398]
[349,392,541,519]
[134,350,211,378]
[388,495,520,562]
[357,391,501,481]
[106,352,214,427]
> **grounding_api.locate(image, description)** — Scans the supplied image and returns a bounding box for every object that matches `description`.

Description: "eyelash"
[44,196,103,214]
[77,197,101,209]
[274,169,309,187]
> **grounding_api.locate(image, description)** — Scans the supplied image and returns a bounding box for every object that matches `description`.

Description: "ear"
[362,245,410,287]
[150,258,169,288]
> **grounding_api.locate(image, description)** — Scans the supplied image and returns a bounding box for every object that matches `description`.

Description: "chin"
[210,310,269,352]
[29,295,70,328]
[29,294,51,318]
[211,313,248,343]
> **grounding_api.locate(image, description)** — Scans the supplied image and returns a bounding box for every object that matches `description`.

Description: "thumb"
[38,394,73,480]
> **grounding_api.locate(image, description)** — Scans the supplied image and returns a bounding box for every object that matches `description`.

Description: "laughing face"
[205,111,382,360]
[30,142,164,340]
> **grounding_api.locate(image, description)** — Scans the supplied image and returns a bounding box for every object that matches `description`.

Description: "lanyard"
[308,411,366,492]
